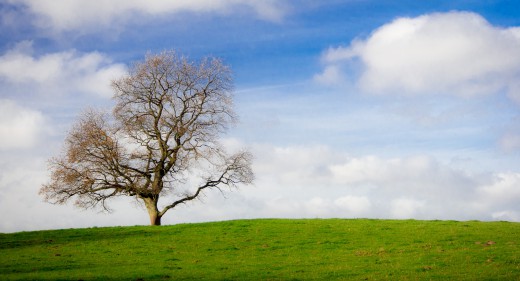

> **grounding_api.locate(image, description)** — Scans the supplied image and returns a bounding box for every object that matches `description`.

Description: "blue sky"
[1,0,520,232]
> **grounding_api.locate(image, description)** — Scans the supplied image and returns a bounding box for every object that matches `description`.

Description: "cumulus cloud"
[0,99,46,150]
[478,173,520,206]
[328,155,474,194]
[9,0,289,33]
[0,41,126,98]
[313,65,344,86]
[317,11,520,99]
[247,144,519,221]
[256,196,372,219]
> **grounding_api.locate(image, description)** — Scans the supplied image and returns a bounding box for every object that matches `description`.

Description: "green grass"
[1,219,519,280]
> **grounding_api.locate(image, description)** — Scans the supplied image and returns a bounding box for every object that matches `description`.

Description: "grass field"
[1,219,519,280]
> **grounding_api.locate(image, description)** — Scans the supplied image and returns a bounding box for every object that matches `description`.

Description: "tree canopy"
[40,51,254,225]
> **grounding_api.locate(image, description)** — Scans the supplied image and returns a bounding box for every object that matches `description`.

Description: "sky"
[1,0,520,232]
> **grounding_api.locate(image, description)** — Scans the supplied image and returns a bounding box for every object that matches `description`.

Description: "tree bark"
[143,197,162,226]
[149,212,162,226]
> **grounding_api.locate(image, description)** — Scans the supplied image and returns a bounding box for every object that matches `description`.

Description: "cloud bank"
[8,0,289,33]
[316,11,520,100]
[4,140,519,232]
[244,143,520,222]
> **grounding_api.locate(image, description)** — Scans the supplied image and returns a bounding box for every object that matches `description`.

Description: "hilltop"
[1,219,519,280]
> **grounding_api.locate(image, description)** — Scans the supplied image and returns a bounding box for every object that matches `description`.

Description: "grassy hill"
[1,219,519,280]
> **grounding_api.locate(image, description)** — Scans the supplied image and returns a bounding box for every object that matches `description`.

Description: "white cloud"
[390,198,425,219]
[0,99,46,150]
[248,144,517,221]
[478,173,520,206]
[492,210,520,221]
[321,45,359,63]
[253,144,469,198]
[318,11,520,98]
[334,195,371,215]
[257,196,372,219]
[328,155,471,191]
[10,0,289,33]
[312,65,344,86]
[251,144,343,187]
[0,41,127,98]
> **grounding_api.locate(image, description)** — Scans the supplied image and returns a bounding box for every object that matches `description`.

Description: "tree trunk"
[149,212,162,226]
[143,197,162,226]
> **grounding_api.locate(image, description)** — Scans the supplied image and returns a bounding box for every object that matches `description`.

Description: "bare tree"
[40,51,254,225]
